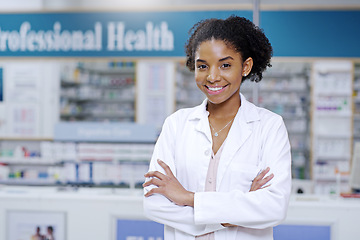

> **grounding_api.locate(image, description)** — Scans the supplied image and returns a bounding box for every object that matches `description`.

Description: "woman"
[143,16,292,240]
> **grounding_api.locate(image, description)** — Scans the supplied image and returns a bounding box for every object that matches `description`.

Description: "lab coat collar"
[188,93,260,123]
[188,93,261,188]
[188,98,211,142]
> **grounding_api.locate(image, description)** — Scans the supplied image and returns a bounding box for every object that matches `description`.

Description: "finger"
[144,170,166,180]
[254,173,274,190]
[144,185,167,197]
[256,173,274,186]
[261,184,271,189]
[142,178,163,188]
[252,167,270,182]
[250,171,274,191]
[265,173,274,181]
[157,159,175,177]
[144,188,160,197]
[258,167,270,179]
[221,223,237,227]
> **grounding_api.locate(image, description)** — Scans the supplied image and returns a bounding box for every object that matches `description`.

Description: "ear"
[242,57,253,77]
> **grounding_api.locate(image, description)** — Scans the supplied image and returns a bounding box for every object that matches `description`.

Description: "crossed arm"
[143,159,274,226]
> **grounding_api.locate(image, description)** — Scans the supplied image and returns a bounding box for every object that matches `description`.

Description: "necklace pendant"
[214,132,218,137]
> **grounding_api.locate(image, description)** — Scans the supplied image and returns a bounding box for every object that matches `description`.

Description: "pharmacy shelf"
[78,66,135,75]
[316,155,352,161]
[60,61,136,122]
[0,158,61,166]
[258,88,307,93]
[316,133,352,138]
[314,176,350,182]
[0,180,60,186]
[311,61,353,195]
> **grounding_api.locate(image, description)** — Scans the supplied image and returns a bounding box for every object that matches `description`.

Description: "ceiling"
[1,0,360,11]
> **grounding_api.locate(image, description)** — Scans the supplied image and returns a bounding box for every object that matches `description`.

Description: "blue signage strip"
[116,219,164,240]
[54,122,157,142]
[0,10,359,57]
[261,10,360,57]
[274,224,331,240]
[113,220,331,240]
[0,10,250,57]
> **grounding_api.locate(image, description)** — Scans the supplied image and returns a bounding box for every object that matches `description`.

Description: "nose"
[206,68,220,83]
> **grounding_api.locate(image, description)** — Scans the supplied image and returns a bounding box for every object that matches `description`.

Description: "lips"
[205,84,228,94]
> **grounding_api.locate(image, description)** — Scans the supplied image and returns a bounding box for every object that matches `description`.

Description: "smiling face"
[195,39,252,106]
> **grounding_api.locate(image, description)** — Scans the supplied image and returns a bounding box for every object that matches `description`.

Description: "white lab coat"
[143,94,292,240]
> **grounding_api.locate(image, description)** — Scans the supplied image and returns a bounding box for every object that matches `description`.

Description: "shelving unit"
[0,141,154,188]
[175,61,204,110]
[311,61,353,195]
[175,61,311,179]
[60,61,136,122]
[353,63,360,142]
[0,123,157,188]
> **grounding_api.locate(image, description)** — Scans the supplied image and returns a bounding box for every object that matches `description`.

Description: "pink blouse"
[196,141,226,240]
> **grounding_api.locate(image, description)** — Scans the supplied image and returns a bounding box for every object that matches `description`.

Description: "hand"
[143,159,194,207]
[250,167,274,192]
[221,223,237,227]
[221,167,274,228]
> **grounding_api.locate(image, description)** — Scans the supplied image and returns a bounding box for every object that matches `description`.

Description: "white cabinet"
[311,61,353,194]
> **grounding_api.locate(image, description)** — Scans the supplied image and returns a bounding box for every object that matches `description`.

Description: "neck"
[207,94,241,119]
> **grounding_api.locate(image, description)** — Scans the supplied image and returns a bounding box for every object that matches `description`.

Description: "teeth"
[208,86,223,91]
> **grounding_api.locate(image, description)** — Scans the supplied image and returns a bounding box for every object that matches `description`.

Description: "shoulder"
[243,99,285,129]
[166,104,204,124]
[257,106,283,124]
[255,106,288,137]
[159,104,203,138]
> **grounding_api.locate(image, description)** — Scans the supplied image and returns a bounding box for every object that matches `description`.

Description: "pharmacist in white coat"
[143,16,292,240]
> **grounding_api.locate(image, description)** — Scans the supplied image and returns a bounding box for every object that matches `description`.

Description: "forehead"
[195,39,241,59]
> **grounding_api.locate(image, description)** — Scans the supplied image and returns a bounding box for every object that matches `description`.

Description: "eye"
[222,63,231,68]
[197,64,208,70]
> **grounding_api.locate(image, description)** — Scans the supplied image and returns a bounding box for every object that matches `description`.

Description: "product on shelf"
[60,61,136,122]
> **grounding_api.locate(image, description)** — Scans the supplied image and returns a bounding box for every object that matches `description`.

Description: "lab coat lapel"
[216,109,252,189]
[216,94,259,190]
[195,116,212,143]
[190,99,212,143]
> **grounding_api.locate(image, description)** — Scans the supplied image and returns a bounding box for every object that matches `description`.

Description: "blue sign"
[0,68,2,102]
[116,219,164,240]
[0,11,250,57]
[274,224,331,240]
[261,10,360,57]
[113,221,331,240]
[0,10,359,57]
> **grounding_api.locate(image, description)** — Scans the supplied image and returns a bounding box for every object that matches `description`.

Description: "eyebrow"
[219,56,234,61]
[196,59,206,63]
[196,56,234,63]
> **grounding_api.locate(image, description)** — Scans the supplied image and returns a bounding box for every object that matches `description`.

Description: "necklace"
[209,119,233,137]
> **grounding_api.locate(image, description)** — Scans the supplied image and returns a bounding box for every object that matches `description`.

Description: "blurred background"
[0,1,360,240]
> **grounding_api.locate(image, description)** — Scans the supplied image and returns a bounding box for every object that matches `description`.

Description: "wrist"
[186,191,195,207]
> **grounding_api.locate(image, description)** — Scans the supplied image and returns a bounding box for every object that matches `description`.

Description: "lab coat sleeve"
[143,114,225,236]
[194,116,292,229]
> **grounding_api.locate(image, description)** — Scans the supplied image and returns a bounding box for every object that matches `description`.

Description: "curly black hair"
[185,15,273,82]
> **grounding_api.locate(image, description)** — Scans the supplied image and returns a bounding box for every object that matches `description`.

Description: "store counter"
[0,186,359,240]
